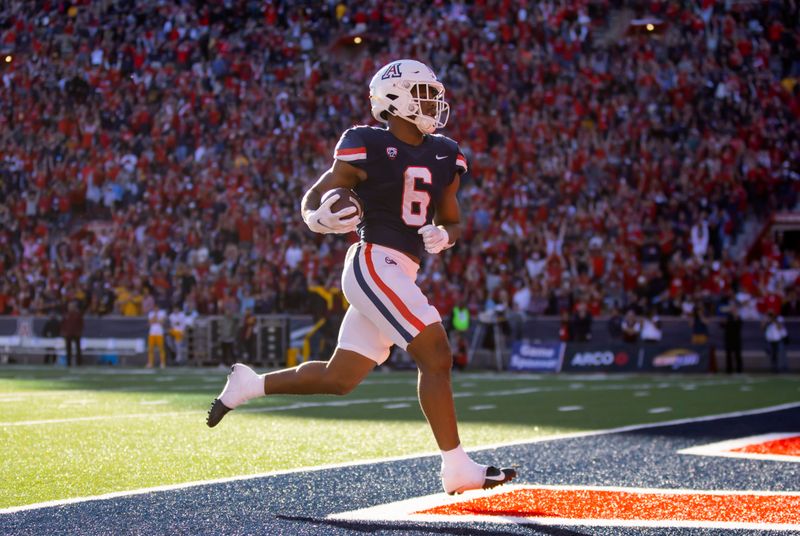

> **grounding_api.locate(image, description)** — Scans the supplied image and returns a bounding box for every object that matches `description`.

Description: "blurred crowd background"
[1,0,798,332]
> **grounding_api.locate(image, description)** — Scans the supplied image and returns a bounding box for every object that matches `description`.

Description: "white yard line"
[0,379,775,427]
[383,403,411,409]
[1,402,798,515]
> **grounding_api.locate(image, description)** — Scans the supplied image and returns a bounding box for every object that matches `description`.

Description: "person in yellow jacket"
[116,285,143,316]
[147,307,167,368]
[308,277,349,358]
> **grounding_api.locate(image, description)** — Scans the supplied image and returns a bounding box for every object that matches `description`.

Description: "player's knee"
[327,374,359,396]
[417,342,453,376]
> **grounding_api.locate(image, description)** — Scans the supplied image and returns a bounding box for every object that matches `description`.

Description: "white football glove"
[303,194,360,234]
[417,224,451,254]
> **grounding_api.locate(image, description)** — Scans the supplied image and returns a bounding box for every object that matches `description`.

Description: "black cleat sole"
[206,398,233,428]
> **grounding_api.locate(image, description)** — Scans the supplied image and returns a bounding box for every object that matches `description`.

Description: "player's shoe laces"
[206,364,263,428]
[442,464,517,495]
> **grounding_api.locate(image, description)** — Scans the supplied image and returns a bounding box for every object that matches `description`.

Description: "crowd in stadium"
[0,0,798,331]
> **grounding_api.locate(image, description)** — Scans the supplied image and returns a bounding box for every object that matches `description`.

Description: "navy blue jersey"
[333,125,468,259]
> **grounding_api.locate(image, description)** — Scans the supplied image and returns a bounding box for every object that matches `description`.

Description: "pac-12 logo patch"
[381,63,402,79]
[386,147,398,159]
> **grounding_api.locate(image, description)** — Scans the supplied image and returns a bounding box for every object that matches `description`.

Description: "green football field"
[1,366,799,510]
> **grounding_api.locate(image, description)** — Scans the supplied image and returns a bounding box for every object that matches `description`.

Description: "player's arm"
[418,172,461,254]
[301,159,365,216]
[301,159,366,234]
[432,172,461,245]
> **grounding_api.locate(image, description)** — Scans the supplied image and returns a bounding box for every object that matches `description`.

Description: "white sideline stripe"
[679,432,800,463]
[329,484,800,531]
[2,402,799,514]
[0,379,779,427]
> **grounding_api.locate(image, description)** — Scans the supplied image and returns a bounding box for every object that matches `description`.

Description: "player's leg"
[206,349,375,427]
[206,306,387,427]
[266,348,375,394]
[347,243,515,494]
[406,322,460,450]
[407,322,516,495]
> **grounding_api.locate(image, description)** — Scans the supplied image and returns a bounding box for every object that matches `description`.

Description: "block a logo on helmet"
[381,62,403,80]
[369,59,450,135]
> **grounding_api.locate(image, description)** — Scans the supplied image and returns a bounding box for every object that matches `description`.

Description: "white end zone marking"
[2,402,799,514]
[679,432,800,463]
[328,484,800,532]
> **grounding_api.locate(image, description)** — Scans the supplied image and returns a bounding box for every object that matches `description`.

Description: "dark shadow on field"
[276,514,592,536]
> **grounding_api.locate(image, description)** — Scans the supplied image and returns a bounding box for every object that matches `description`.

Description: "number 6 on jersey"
[402,166,432,226]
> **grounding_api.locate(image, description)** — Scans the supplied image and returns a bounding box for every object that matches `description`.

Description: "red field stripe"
[732,436,800,456]
[416,488,800,524]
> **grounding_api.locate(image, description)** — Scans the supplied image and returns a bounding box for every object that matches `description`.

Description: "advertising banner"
[641,345,710,372]
[560,343,711,373]
[508,342,564,373]
[561,343,641,373]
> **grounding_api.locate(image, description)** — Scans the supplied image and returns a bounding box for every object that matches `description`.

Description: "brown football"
[321,187,364,220]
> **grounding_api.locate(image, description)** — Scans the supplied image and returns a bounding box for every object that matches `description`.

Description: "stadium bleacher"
[0,1,797,355]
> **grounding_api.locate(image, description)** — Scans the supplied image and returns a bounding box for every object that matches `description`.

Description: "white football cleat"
[442,464,517,495]
[206,364,263,427]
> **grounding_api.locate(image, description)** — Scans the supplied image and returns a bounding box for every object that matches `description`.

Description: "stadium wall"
[0,316,796,372]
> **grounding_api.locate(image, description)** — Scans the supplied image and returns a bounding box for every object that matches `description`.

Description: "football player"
[207,59,516,494]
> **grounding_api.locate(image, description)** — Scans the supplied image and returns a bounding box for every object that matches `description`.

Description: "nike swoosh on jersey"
[435,154,448,160]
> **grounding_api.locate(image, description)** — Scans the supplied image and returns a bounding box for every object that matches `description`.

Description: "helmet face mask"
[369,60,450,134]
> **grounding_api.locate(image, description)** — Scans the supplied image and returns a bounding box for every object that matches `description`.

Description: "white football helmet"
[369,59,449,134]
